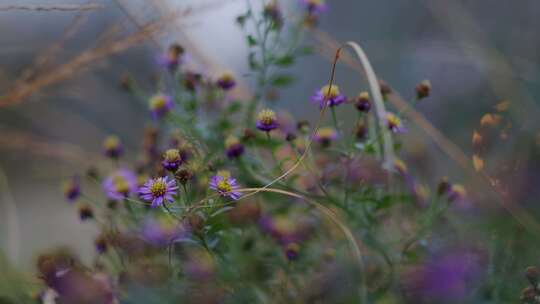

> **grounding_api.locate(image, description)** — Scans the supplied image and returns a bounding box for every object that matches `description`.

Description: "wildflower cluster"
[22,3,527,304]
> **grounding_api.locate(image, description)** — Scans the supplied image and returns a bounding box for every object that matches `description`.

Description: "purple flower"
[224,136,245,158]
[216,73,236,91]
[102,135,123,159]
[301,0,328,15]
[157,43,184,71]
[63,176,80,202]
[102,169,137,200]
[313,127,338,147]
[386,112,406,133]
[139,176,178,208]
[256,109,278,132]
[312,84,346,108]
[354,91,371,112]
[402,248,485,302]
[209,172,241,200]
[161,148,182,172]
[141,216,188,246]
[149,93,174,120]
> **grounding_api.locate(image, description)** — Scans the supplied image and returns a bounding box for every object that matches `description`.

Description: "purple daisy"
[311,84,346,108]
[102,169,137,201]
[216,73,236,91]
[161,148,182,172]
[102,135,123,159]
[209,172,241,200]
[224,135,245,158]
[149,93,174,120]
[139,176,178,208]
[256,109,279,132]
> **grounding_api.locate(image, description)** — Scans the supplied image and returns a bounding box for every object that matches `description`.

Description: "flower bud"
[415,80,431,100]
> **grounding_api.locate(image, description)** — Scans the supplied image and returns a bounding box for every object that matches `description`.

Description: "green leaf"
[247,35,257,47]
[297,46,314,56]
[274,54,295,67]
[270,74,295,87]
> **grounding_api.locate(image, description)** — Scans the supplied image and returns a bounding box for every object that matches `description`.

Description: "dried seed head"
[415,80,431,100]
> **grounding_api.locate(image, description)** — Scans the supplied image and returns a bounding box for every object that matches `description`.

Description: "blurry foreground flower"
[149,93,173,119]
[141,216,188,246]
[209,173,241,200]
[139,176,178,207]
[225,135,245,158]
[314,127,338,147]
[102,169,137,200]
[162,148,182,172]
[216,73,236,91]
[386,112,406,133]
[312,84,346,108]
[78,204,94,221]
[256,109,279,132]
[102,135,123,159]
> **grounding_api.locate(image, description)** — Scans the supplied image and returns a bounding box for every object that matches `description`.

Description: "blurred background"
[1,0,540,275]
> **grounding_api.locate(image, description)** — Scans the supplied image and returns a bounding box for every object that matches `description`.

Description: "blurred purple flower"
[149,93,174,120]
[102,169,137,200]
[312,84,346,108]
[63,176,80,202]
[141,216,189,246]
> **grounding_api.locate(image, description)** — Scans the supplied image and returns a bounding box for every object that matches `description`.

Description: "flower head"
[78,204,94,221]
[149,93,173,119]
[102,135,123,159]
[182,70,202,92]
[63,176,80,202]
[415,79,431,100]
[103,169,137,200]
[216,73,236,91]
[386,112,406,133]
[139,176,178,208]
[311,84,346,108]
[354,91,371,112]
[224,135,245,158]
[161,149,182,172]
[158,43,184,71]
[301,0,328,14]
[209,173,241,200]
[314,127,338,147]
[263,1,283,29]
[256,109,278,132]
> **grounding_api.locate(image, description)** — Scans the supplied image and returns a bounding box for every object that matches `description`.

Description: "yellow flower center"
[113,176,130,194]
[320,84,340,99]
[387,113,401,128]
[219,73,234,82]
[257,109,276,125]
[103,136,120,150]
[164,149,180,162]
[317,127,336,139]
[225,136,240,149]
[150,180,167,197]
[217,179,232,193]
[150,95,167,110]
